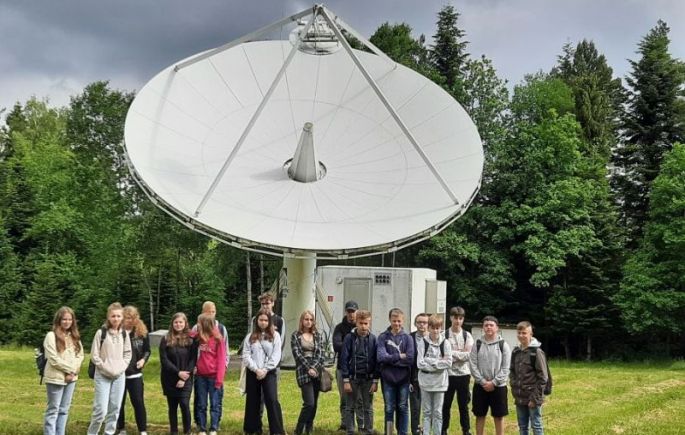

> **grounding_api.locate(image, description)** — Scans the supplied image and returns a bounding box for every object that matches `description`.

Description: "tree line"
[1,6,683,359]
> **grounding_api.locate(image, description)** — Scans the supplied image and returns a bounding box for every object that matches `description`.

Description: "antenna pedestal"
[281,252,317,367]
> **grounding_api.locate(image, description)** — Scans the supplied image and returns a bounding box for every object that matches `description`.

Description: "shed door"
[343,278,372,311]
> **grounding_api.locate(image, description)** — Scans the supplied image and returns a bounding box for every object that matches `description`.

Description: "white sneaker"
[209,432,218,435]
[140,432,147,435]
[199,432,208,435]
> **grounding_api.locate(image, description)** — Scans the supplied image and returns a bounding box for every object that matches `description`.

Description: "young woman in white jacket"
[241,309,285,435]
[43,306,85,435]
[416,315,453,435]
[87,302,132,435]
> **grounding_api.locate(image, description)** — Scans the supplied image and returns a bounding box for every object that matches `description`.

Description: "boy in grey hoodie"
[468,316,511,435]
[416,315,452,435]
[510,321,548,435]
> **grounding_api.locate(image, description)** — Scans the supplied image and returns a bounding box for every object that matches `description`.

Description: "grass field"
[1,348,683,434]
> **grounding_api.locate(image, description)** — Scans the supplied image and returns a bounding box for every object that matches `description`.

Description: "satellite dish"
[124,4,483,365]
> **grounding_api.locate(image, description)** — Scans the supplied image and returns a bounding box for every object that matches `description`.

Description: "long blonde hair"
[197,313,221,344]
[124,305,148,338]
[52,306,81,354]
[298,310,317,334]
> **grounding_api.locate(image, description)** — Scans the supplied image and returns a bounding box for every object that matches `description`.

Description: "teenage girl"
[117,305,151,435]
[43,306,84,435]
[160,313,198,435]
[242,309,285,435]
[87,302,132,435]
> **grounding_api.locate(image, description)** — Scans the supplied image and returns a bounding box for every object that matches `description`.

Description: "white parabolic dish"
[125,32,483,257]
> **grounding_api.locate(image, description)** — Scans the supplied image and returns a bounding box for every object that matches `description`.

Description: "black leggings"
[117,376,147,432]
[167,395,191,434]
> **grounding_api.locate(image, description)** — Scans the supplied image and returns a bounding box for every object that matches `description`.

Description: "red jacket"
[191,329,227,388]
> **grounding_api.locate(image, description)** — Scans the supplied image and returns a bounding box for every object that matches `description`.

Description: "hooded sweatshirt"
[191,327,227,388]
[468,334,511,388]
[510,337,548,406]
[340,327,379,383]
[377,326,414,385]
[416,333,452,392]
[91,327,132,379]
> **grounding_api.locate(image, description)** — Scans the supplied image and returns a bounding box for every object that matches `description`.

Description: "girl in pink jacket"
[191,313,226,435]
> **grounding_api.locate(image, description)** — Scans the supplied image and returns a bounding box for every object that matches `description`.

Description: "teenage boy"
[443,306,474,435]
[257,292,285,350]
[334,301,359,430]
[410,313,429,435]
[510,321,548,435]
[341,310,379,435]
[193,301,229,435]
[377,308,415,435]
[468,316,511,435]
[416,315,452,435]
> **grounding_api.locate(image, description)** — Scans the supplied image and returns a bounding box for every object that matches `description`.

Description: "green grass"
[1,348,684,434]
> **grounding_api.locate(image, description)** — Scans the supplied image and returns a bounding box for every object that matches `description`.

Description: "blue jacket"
[377,327,414,385]
[340,329,379,382]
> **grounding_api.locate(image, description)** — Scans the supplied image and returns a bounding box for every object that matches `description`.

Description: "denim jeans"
[44,381,76,435]
[515,405,544,435]
[87,371,126,435]
[420,391,444,435]
[345,379,375,435]
[382,381,410,435]
[194,376,223,431]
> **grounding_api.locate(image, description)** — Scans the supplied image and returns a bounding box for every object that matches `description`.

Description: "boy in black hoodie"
[341,310,379,435]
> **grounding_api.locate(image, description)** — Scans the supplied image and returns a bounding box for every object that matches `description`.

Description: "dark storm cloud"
[0,0,683,113]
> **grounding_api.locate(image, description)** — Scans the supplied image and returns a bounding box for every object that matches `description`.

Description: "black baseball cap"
[344,300,359,312]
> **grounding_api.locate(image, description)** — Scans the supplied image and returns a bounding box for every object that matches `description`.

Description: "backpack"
[511,347,553,396]
[476,338,504,354]
[446,328,468,346]
[423,337,446,357]
[35,344,48,384]
[88,327,127,379]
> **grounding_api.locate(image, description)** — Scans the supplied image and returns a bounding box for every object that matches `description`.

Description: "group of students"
[42,301,230,435]
[41,294,548,435]
[332,304,549,435]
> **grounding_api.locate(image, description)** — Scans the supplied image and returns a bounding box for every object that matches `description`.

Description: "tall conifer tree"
[431,5,468,93]
[612,21,685,244]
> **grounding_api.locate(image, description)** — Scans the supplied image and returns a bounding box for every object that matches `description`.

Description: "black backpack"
[88,327,127,379]
[446,328,468,346]
[512,347,553,396]
[476,338,504,354]
[35,344,48,384]
[423,337,446,357]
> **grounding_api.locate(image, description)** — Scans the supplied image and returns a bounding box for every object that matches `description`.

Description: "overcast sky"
[1,0,683,117]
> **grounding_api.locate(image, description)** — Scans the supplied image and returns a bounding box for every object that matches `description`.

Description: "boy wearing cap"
[468,316,511,435]
[334,300,359,430]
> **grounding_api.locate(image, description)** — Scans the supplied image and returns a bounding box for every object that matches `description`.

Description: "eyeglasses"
[416,321,428,325]
[261,302,272,305]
